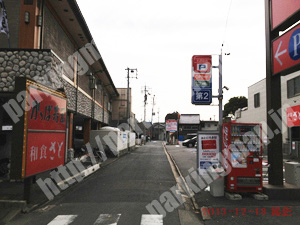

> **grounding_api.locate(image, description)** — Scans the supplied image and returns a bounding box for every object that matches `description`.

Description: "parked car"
[182,136,197,148]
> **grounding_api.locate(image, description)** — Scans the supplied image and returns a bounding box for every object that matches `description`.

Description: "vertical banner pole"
[219,54,223,168]
[24,177,32,203]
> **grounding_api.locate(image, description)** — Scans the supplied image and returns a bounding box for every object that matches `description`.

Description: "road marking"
[93,214,121,225]
[47,215,77,225]
[140,215,163,225]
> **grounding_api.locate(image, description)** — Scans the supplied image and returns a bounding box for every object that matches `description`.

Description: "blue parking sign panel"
[192,89,212,105]
[192,55,212,105]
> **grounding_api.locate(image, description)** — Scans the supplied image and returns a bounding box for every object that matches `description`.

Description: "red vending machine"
[222,123,263,193]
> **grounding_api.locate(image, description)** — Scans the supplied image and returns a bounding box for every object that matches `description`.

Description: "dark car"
[182,136,197,148]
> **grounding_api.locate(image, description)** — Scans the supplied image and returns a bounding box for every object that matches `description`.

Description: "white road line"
[93,214,121,225]
[47,215,77,225]
[141,215,163,225]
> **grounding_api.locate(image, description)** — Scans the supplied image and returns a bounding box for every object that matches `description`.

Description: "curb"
[163,144,201,213]
[0,200,27,211]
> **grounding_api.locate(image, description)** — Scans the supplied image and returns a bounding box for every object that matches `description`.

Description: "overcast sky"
[77,0,266,122]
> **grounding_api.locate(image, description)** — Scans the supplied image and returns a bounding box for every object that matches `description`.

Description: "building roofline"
[248,78,266,89]
[68,0,119,97]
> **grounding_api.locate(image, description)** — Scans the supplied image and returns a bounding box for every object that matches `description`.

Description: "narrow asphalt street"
[8,142,183,225]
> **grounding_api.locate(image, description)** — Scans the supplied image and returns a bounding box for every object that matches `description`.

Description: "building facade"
[111,88,135,131]
[178,114,200,141]
[200,120,218,131]
[0,0,119,161]
[235,70,300,155]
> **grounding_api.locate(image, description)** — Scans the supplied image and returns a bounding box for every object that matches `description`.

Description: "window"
[254,93,260,108]
[287,76,300,98]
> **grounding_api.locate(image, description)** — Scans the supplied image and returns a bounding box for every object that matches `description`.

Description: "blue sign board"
[192,89,212,105]
[192,55,212,105]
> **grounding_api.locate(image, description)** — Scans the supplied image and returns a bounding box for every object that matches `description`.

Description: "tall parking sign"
[192,55,212,105]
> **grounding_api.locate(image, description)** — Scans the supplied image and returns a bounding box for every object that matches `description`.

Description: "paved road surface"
[9,142,182,225]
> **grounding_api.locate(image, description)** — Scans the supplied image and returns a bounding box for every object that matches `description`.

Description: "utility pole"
[142,85,151,122]
[151,95,155,140]
[157,108,160,141]
[151,95,155,124]
[125,68,138,129]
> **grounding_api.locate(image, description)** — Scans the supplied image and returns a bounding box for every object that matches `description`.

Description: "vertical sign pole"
[265,0,283,185]
[219,54,223,156]
[24,177,32,203]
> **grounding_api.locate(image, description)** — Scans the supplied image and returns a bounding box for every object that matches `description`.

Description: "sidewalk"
[165,144,300,225]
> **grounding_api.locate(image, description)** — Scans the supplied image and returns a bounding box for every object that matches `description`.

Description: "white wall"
[235,79,268,141]
[235,70,300,144]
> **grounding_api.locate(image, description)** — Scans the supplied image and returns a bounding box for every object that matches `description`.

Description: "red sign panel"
[23,85,67,178]
[271,0,300,29]
[272,23,300,75]
[28,87,67,130]
[202,139,217,150]
[192,55,212,73]
[287,105,300,127]
[25,133,66,177]
[194,74,211,81]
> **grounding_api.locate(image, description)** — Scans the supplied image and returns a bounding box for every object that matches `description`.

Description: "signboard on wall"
[191,55,212,105]
[271,0,300,30]
[197,131,220,175]
[10,78,67,179]
[166,120,178,132]
[287,105,300,127]
[272,23,300,75]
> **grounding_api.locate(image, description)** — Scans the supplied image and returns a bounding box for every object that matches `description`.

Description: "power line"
[222,0,233,48]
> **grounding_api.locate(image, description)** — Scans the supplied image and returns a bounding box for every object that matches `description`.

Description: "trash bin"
[208,166,225,197]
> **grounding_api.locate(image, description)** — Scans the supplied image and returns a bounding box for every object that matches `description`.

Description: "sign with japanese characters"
[166,120,178,132]
[197,132,219,175]
[24,86,67,177]
[287,105,300,127]
[192,55,212,105]
[10,79,67,179]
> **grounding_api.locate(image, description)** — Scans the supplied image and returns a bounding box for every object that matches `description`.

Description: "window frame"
[287,76,300,99]
[254,93,260,108]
